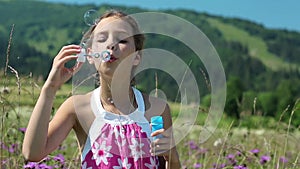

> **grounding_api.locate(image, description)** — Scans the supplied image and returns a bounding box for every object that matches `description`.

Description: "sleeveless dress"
[81,87,160,169]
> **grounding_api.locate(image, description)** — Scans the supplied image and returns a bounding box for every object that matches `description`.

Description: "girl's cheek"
[120,45,135,54]
[91,43,106,53]
[92,58,101,69]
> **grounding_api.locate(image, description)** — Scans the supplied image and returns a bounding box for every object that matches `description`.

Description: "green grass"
[207,18,300,71]
[1,74,299,168]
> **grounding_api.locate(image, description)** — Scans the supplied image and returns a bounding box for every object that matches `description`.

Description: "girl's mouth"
[108,55,117,63]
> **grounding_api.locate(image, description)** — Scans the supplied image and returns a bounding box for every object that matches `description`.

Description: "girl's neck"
[99,77,136,114]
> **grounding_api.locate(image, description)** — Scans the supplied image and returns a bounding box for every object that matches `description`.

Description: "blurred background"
[0,1,299,168]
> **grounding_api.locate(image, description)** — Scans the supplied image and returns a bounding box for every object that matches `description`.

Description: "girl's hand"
[45,45,83,90]
[150,128,175,157]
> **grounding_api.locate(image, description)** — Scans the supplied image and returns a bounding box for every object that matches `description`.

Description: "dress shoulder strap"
[132,87,145,113]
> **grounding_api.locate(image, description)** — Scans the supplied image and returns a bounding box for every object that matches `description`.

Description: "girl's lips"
[108,55,117,63]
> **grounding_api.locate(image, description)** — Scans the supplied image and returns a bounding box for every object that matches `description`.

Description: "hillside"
[0,1,299,124]
[207,18,299,71]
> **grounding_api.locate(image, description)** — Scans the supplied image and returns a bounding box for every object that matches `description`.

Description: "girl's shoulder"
[68,90,94,112]
[70,91,93,103]
[57,90,94,122]
[67,91,95,137]
[62,91,92,109]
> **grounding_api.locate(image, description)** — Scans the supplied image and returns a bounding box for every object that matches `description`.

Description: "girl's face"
[90,16,139,77]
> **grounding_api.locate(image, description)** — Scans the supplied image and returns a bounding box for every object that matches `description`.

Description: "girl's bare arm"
[22,89,76,161]
[22,45,82,161]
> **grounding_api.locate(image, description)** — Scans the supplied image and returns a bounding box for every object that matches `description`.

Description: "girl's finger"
[58,45,81,54]
[55,46,81,62]
[151,129,165,137]
[70,62,84,74]
[151,128,172,138]
[54,55,78,68]
[56,48,81,60]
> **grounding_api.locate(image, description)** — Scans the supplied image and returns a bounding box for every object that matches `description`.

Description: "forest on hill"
[0,1,299,126]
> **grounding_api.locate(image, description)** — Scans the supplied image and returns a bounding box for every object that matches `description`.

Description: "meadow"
[0,70,299,169]
[1,2,300,168]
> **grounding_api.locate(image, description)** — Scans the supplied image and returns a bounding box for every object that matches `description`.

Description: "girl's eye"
[96,35,106,42]
[119,40,128,44]
[97,38,106,43]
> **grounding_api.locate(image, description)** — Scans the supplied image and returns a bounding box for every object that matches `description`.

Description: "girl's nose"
[106,38,117,51]
[106,43,115,50]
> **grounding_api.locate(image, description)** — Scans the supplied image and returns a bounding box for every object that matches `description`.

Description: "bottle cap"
[151,116,163,132]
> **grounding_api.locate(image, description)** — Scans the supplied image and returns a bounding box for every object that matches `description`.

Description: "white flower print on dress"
[115,137,126,149]
[92,140,113,165]
[129,138,145,162]
[113,125,125,139]
[114,125,127,153]
[113,158,132,169]
[145,157,158,169]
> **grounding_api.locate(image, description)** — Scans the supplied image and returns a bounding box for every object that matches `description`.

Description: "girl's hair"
[82,9,145,87]
[81,9,145,51]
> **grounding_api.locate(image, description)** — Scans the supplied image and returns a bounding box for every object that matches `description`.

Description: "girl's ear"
[86,48,94,64]
[133,51,141,66]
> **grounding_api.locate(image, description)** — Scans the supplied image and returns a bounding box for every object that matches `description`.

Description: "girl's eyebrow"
[95,30,131,36]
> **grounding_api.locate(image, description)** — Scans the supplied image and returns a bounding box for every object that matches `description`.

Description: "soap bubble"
[100,50,111,62]
[91,50,111,62]
[84,9,99,26]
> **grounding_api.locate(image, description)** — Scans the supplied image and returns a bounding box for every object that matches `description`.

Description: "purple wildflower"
[53,154,65,164]
[42,156,51,162]
[19,127,27,133]
[219,163,226,168]
[250,149,259,156]
[53,164,60,168]
[227,154,235,160]
[227,154,239,166]
[39,163,53,169]
[8,143,18,153]
[279,156,288,163]
[233,165,248,169]
[2,159,8,165]
[23,162,38,169]
[1,141,8,150]
[235,151,242,157]
[193,163,202,168]
[188,141,199,150]
[212,163,226,169]
[260,155,271,165]
[229,159,237,166]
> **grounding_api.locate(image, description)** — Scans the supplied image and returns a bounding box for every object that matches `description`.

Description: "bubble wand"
[77,43,111,63]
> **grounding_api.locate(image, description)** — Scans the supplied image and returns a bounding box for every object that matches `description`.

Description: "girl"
[22,10,180,169]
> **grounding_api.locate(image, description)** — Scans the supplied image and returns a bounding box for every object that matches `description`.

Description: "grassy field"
[207,18,300,72]
[1,74,299,168]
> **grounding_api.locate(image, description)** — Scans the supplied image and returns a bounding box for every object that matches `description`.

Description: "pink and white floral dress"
[81,87,160,169]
